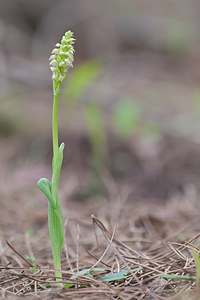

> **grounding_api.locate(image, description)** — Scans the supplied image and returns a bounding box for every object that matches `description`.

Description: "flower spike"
[49,30,75,83]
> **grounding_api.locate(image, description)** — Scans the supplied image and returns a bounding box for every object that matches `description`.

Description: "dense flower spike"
[49,31,75,83]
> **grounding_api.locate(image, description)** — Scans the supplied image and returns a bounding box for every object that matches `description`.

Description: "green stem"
[52,81,61,170]
[51,80,63,285]
[54,256,62,284]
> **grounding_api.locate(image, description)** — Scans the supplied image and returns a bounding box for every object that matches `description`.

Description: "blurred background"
[1,0,200,203]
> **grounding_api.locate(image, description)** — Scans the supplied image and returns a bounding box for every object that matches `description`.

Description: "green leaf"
[71,268,105,279]
[26,256,37,273]
[160,274,196,280]
[102,267,141,282]
[37,177,64,280]
[64,283,72,289]
[52,143,64,203]
[71,270,93,279]
[90,268,105,272]
[48,195,64,278]
[37,178,55,209]
[64,268,105,289]
[26,256,36,262]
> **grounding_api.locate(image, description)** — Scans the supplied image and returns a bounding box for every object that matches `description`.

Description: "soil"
[1,130,200,299]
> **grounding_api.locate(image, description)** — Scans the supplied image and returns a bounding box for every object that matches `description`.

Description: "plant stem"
[54,258,62,283]
[52,80,63,285]
[52,81,61,171]
[38,31,74,287]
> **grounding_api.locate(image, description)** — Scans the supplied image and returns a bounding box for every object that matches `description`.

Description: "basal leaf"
[48,199,64,274]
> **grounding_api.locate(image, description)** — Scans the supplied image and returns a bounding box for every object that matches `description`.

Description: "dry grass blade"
[6,241,34,268]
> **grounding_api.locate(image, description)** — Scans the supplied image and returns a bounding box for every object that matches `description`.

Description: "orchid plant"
[37,31,75,284]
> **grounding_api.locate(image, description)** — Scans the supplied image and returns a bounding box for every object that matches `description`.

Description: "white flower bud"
[64,59,73,67]
[49,55,56,60]
[58,74,64,81]
[50,59,57,66]
[59,61,65,67]
[50,67,56,72]
[52,49,59,54]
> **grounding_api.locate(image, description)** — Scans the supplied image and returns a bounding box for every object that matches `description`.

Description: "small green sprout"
[37,31,75,285]
[26,256,37,274]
